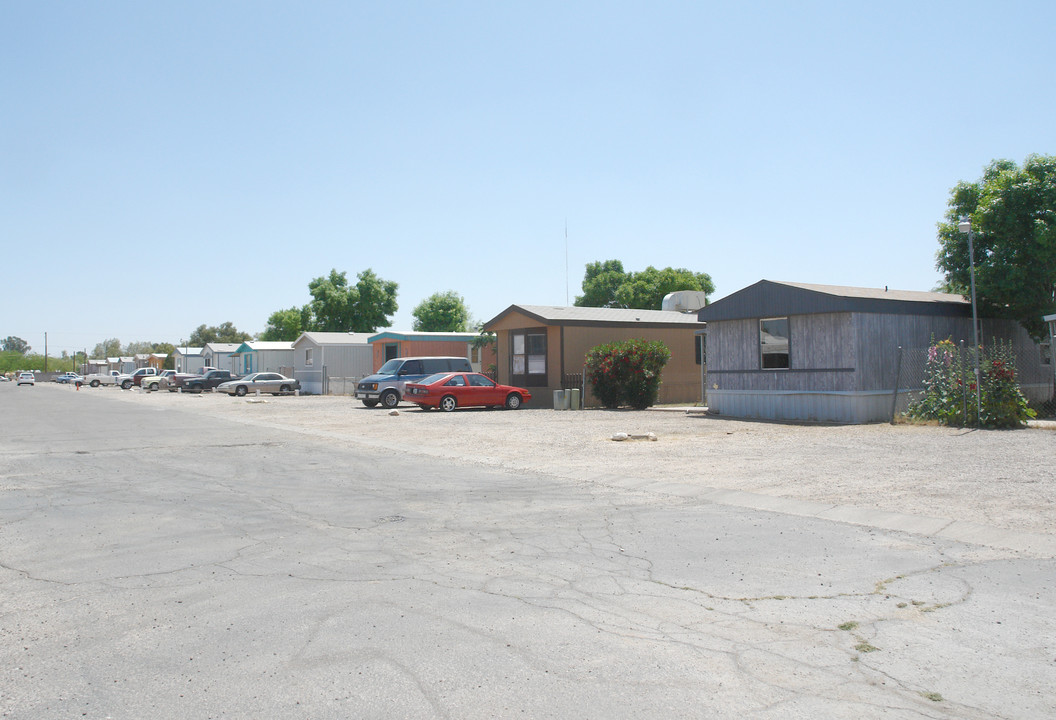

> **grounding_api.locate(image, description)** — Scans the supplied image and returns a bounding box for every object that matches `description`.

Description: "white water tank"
[661,291,708,312]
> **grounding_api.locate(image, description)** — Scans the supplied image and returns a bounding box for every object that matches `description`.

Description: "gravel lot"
[103,386,1056,538]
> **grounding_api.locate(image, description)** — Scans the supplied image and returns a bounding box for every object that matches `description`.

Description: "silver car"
[216,372,300,397]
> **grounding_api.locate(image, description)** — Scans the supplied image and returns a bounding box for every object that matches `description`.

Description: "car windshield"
[377,359,403,374]
[418,373,449,385]
[241,373,260,381]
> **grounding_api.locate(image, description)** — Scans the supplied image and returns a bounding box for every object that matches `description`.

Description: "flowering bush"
[585,339,670,410]
[907,338,1035,428]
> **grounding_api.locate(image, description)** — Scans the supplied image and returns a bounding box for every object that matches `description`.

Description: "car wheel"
[279,384,291,394]
[380,390,400,409]
[439,395,457,412]
[121,380,133,390]
[235,385,248,397]
[90,379,100,388]
[505,393,522,410]
[148,382,159,391]
[362,399,379,408]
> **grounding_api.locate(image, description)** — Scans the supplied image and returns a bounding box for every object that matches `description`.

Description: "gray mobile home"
[698,280,1051,423]
[293,332,373,395]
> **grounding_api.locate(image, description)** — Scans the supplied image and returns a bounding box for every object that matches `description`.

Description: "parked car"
[355,356,474,409]
[142,370,177,391]
[54,372,83,384]
[216,372,300,397]
[180,369,241,393]
[404,372,531,412]
[17,372,35,386]
[83,370,122,387]
[170,366,219,392]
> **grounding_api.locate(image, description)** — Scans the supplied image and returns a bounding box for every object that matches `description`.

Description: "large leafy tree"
[92,338,122,358]
[2,336,30,354]
[575,260,627,308]
[124,341,155,355]
[189,322,252,346]
[308,268,398,332]
[260,306,309,341]
[412,291,469,332]
[574,260,714,310]
[936,154,1056,340]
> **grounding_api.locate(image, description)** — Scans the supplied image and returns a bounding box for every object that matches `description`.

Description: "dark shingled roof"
[697,280,972,322]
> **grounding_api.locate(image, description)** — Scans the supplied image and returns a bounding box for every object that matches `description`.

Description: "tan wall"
[561,325,702,406]
[489,309,703,406]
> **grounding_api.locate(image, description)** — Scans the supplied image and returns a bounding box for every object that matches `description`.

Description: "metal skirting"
[706,389,896,424]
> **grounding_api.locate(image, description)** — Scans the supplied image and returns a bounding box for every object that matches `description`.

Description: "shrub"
[585,339,671,410]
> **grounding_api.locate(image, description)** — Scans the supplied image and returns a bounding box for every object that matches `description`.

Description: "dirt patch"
[121,389,1056,536]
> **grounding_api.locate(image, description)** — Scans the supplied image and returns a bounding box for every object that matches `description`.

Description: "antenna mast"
[565,219,569,306]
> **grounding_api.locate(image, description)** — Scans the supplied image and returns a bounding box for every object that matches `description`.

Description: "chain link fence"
[892,343,1056,421]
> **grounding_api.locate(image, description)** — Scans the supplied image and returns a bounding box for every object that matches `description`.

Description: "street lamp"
[957,217,982,426]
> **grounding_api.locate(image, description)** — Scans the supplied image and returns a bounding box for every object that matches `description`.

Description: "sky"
[3,1,1054,357]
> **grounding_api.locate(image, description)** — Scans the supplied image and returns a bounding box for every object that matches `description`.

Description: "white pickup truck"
[82,370,122,387]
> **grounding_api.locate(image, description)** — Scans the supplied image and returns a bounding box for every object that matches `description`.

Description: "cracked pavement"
[1,385,1053,718]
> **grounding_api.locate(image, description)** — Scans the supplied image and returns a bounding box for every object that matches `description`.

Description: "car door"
[466,373,501,405]
[441,373,469,405]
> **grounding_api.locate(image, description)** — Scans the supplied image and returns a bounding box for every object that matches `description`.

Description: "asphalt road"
[2,384,1054,719]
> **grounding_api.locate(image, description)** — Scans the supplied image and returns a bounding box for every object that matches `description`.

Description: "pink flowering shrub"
[585,339,671,410]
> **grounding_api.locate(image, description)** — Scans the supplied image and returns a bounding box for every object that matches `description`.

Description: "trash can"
[553,389,566,410]
[569,388,581,410]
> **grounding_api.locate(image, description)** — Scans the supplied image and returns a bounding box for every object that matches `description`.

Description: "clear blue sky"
[3,2,1054,356]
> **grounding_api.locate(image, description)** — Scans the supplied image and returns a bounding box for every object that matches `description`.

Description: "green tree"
[92,338,122,358]
[349,268,399,332]
[575,260,627,308]
[574,261,714,310]
[261,306,307,341]
[614,266,715,310]
[2,336,30,354]
[189,322,251,346]
[124,341,155,355]
[936,154,1056,340]
[308,268,398,332]
[412,291,469,332]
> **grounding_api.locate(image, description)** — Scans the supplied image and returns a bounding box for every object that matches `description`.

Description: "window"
[511,331,547,385]
[305,348,313,367]
[469,374,495,387]
[444,375,466,386]
[384,343,399,362]
[695,334,705,365]
[760,318,790,369]
[1042,341,1052,366]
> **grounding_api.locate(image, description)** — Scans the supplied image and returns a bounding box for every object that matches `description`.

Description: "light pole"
[957,217,982,426]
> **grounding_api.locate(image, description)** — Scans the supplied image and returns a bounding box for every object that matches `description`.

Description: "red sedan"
[404,372,531,412]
